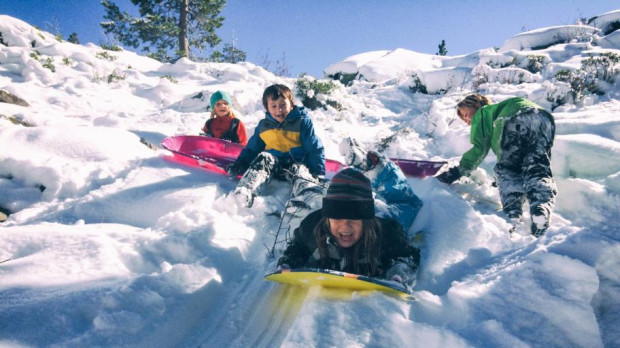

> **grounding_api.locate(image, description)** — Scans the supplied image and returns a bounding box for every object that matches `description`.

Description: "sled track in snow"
[195,269,309,347]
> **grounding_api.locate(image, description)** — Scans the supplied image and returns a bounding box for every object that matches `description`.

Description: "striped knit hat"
[322,168,374,220]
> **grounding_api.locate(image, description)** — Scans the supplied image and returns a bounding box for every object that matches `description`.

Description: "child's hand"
[227,162,242,179]
[436,166,461,184]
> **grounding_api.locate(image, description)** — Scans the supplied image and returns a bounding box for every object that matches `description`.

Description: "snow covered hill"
[1,11,619,347]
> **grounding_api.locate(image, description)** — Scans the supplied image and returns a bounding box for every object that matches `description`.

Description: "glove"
[391,275,404,284]
[385,263,415,287]
[365,151,383,170]
[227,161,244,180]
[436,166,461,184]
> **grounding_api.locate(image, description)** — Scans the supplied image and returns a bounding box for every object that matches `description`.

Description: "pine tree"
[68,32,80,44]
[221,43,246,63]
[209,50,224,63]
[100,0,226,62]
[436,39,447,56]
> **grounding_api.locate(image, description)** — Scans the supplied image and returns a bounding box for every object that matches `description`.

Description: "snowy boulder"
[410,67,470,94]
[325,48,445,83]
[472,64,541,86]
[441,49,493,69]
[500,25,601,52]
[604,171,620,194]
[325,50,391,76]
[594,30,620,49]
[0,90,29,107]
[587,9,620,35]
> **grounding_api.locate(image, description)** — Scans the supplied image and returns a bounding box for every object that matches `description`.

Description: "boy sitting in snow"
[277,138,423,289]
[227,84,325,207]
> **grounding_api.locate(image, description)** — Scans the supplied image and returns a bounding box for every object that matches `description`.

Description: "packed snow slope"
[1,12,620,348]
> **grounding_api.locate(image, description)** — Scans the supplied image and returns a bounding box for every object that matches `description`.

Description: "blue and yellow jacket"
[237,106,325,176]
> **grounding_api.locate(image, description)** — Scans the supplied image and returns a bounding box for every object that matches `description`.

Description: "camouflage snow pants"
[495,108,557,236]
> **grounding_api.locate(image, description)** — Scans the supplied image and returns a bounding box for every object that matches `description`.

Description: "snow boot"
[339,137,386,175]
[339,137,369,169]
[233,152,277,207]
[505,211,523,235]
[232,186,254,208]
[529,206,551,237]
[508,216,523,235]
[289,164,325,206]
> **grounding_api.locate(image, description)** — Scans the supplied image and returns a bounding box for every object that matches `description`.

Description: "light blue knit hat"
[210,90,233,109]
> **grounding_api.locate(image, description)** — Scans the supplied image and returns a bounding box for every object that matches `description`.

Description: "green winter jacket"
[458,97,548,175]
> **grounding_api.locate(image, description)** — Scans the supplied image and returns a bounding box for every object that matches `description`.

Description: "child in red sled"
[201,90,248,145]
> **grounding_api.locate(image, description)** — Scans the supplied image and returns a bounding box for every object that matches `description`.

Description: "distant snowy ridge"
[325,15,619,93]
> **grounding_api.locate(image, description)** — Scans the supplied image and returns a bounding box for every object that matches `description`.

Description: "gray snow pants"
[237,152,324,205]
[495,108,557,234]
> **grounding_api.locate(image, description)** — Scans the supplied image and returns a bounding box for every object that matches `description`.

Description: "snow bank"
[0,15,57,47]
[553,134,620,179]
[0,126,155,199]
[595,30,620,48]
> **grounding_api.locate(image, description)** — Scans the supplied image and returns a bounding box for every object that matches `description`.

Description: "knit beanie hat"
[322,168,374,220]
[210,90,233,109]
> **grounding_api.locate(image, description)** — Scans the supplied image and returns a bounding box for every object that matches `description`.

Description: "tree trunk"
[178,0,190,58]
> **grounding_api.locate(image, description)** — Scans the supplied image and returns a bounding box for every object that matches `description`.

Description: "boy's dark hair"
[262,84,294,109]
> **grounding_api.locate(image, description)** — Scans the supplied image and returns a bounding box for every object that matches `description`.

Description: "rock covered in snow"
[499,25,601,52]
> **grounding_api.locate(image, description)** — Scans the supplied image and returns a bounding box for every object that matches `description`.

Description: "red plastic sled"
[160,135,445,178]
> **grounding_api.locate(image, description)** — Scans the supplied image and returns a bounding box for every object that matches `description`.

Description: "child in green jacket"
[437,94,557,237]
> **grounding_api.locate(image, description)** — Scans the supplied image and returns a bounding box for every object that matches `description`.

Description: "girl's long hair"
[313,217,382,275]
[456,93,491,116]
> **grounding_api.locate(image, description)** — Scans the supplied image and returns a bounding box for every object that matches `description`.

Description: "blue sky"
[1,0,618,77]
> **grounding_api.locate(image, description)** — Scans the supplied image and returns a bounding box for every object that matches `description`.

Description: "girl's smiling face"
[328,218,363,248]
[214,100,231,118]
